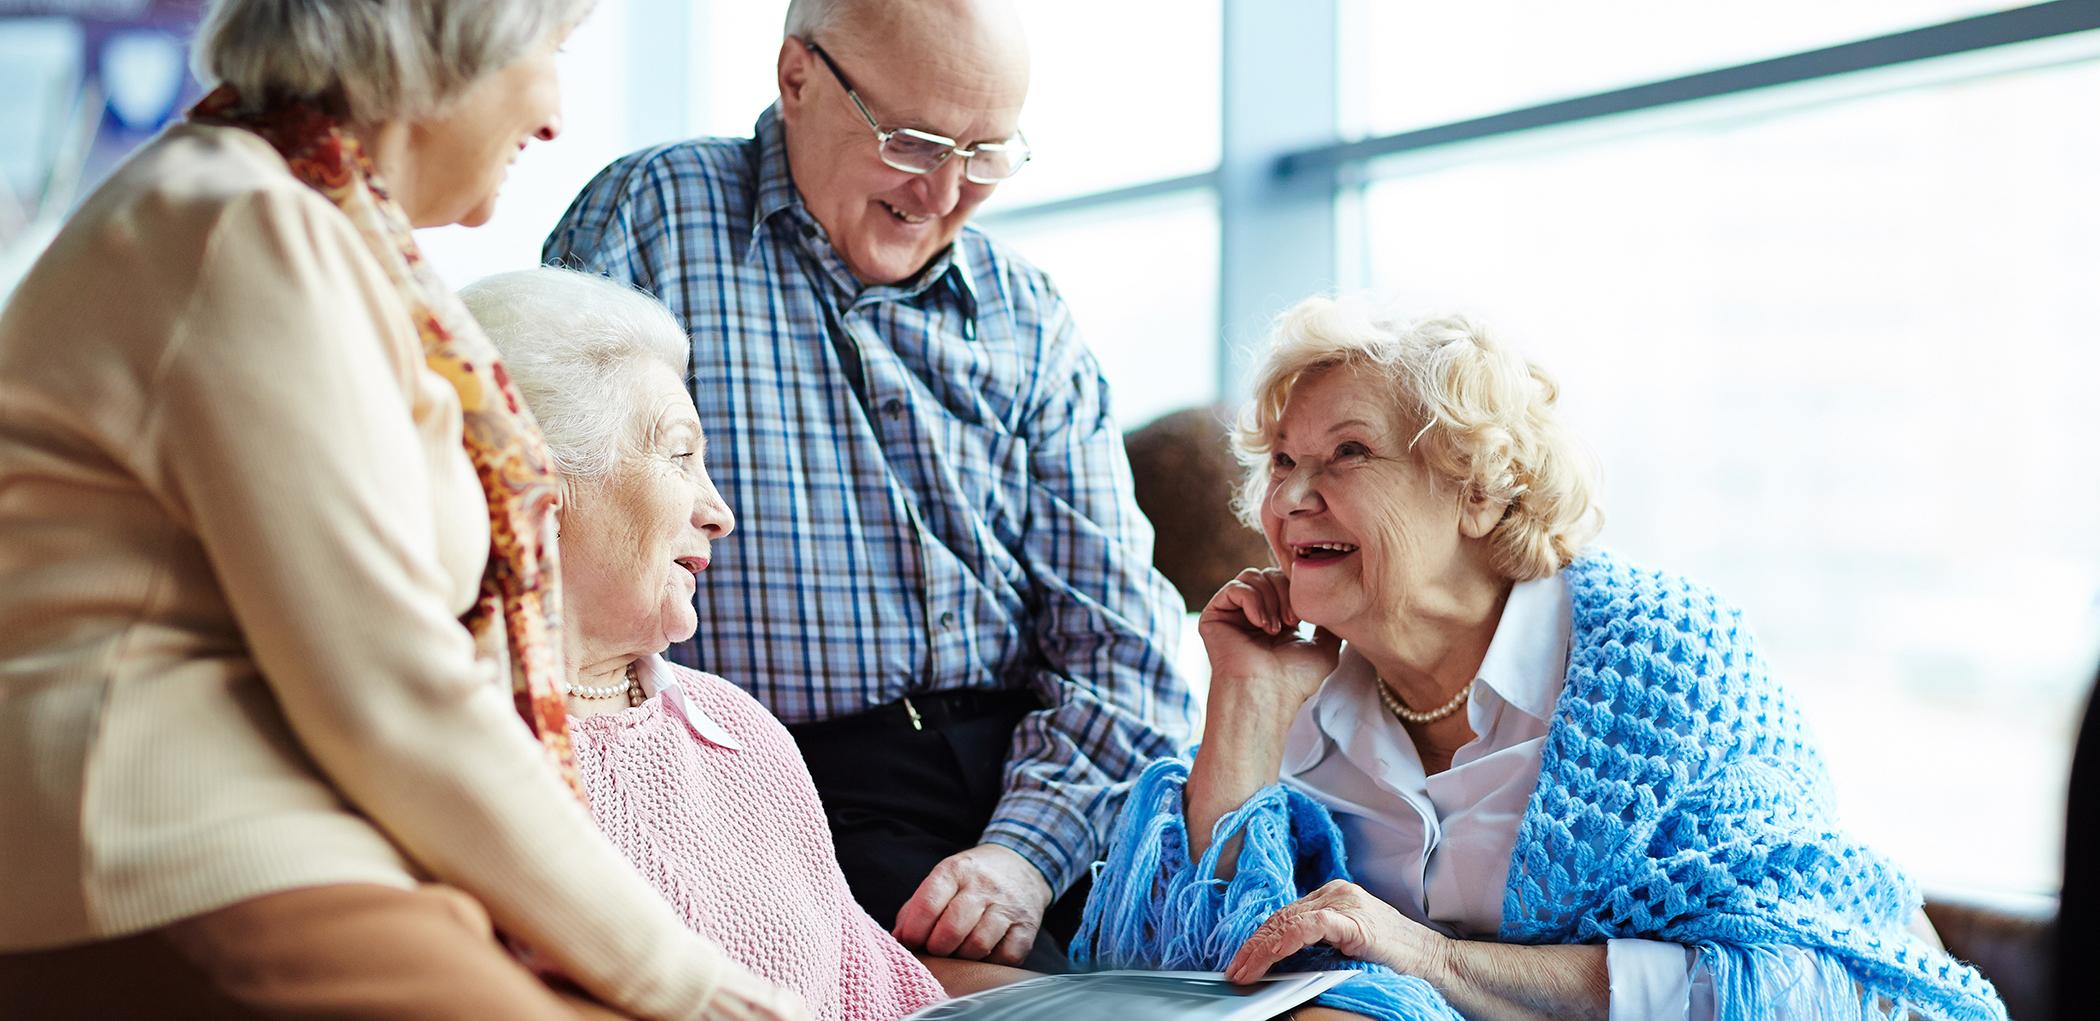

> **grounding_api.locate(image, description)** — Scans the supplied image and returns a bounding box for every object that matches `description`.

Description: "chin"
[846,247,919,286]
[664,608,698,646]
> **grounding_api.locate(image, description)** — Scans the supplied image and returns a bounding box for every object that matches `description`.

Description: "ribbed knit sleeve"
[139,185,728,1020]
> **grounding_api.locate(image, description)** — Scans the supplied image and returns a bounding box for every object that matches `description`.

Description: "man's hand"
[892,843,1053,965]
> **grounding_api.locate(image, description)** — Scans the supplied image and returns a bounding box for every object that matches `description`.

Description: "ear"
[777,37,813,120]
[1458,486,1508,541]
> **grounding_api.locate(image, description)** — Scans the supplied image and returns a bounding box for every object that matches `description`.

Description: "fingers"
[928,890,1038,962]
[1203,568,1297,634]
[709,965,812,1021]
[923,890,990,957]
[1224,883,1372,985]
[1224,908,1327,985]
[757,984,813,1021]
[989,923,1037,966]
[891,869,959,950]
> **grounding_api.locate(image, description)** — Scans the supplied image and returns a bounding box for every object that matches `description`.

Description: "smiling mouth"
[673,556,709,576]
[1291,542,1359,564]
[880,201,931,225]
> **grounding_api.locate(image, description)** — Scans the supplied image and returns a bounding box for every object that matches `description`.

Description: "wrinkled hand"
[1223,880,1450,985]
[892,844,1053,965]
[703,962,812,1021]
[1200,567,1342,712]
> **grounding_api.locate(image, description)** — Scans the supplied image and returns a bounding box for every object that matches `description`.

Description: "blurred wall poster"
[2,0,202,293]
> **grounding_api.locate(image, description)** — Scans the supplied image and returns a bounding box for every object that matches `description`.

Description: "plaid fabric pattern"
[543,107,1195,891]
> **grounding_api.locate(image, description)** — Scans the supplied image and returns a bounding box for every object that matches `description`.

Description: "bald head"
[775,0,1032,286]
[785,0,1029,82]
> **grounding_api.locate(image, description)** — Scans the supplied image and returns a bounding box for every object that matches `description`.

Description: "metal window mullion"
[1218,0,1342,399]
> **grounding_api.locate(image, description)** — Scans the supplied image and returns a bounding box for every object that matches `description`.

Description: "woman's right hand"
[1199,567,1342,714]
[702,966,812,1021]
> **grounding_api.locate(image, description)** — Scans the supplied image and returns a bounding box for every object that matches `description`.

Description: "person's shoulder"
[577,135,761,217]
[5,125,374,353]
[59,124,349,261]
[955,223,1065,311]
[1564,548,1746,636]
[1561,548,1769,704]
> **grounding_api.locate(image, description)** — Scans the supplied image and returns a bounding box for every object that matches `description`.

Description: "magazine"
[903,969,1353,1021]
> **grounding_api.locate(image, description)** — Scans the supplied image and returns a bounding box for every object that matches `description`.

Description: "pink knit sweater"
[570,660,946,1021]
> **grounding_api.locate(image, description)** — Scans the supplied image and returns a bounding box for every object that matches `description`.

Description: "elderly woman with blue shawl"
[1075,297,2005,1021]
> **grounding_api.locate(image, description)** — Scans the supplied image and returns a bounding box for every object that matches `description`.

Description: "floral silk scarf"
[189,87,585,801]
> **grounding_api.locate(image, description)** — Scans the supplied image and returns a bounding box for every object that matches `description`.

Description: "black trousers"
[786,688,1091,974]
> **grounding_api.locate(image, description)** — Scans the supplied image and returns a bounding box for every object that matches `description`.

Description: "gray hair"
[190,0,593,124]
[460,268,689,485]
[783,0,853,40]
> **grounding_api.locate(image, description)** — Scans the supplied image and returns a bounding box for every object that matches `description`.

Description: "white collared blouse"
[1277,572,1824,1021]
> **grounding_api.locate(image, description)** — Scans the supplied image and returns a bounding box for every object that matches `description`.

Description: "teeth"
[1298,542,1358,554]
[883,202,929,224]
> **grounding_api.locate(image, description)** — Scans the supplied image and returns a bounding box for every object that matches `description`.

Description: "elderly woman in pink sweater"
[463,268,1024,1020]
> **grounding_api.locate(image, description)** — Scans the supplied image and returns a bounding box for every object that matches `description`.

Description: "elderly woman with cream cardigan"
[0,2,800,1018]
[1076,297,2007,1021]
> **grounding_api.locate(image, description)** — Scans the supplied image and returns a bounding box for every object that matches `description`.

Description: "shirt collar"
[1301,569,1570,741]
[749,103,980,314]
[1472,570,1571,722]
[750,104,802,240]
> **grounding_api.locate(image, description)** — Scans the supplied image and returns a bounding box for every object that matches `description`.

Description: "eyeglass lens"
[880,132,1028,183]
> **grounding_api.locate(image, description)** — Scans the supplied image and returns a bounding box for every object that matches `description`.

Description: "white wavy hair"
[460,268,689,486]
[190,0,593,123]
[1234,295,1605,581]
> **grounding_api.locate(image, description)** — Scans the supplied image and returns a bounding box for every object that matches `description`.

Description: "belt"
[786,687,1042,736]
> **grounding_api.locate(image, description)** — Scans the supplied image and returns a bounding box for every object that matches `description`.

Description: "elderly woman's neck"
[1354,570,1512,706]
[356,120,439,228]
[566,631,639,692]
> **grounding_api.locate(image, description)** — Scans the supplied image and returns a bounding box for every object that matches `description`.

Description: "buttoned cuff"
[980,787,1095,896]
[1607,938,1695,1021]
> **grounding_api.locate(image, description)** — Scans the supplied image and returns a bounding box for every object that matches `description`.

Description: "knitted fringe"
[1702,943,2008,1021]
[1075,758,1461,1021]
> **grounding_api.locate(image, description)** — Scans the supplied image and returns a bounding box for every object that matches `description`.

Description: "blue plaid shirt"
[543,107,1195,892]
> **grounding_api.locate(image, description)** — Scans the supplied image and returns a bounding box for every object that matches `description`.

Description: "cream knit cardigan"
[0,123,727,1020]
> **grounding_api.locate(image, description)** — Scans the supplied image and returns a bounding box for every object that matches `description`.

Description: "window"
[1338,0,2021,137]
[419,0,679,286]
[997,192,1221,429]
[1357,55,2100,892]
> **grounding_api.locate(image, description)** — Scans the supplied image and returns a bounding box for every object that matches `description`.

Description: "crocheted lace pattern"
[1077,551,2006,1021]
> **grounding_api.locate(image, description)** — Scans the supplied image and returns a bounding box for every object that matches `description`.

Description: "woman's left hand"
[1223,880,1451,985]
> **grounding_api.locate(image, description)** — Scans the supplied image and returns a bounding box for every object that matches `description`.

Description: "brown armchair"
[1923,890,2056,1020]
[1125,404,1270,612]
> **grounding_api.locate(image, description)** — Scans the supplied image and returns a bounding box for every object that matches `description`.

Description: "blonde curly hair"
[1233,296,1603,581]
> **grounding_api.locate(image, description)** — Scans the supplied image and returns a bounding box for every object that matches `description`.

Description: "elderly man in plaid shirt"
[545,0,1194,975]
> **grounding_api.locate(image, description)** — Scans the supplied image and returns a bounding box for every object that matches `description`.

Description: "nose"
[693,480,735,539]
[1269,462,1325,517]
[534,114,561,142]
[909,157,965,217]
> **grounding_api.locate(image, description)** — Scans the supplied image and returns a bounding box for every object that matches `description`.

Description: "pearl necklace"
[566,661,645,708]
[1375,676,1473,725]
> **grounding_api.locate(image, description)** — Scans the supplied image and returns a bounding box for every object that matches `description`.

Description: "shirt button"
[883,398,904,419]
[799,223,818,239]
[939,611,957,630]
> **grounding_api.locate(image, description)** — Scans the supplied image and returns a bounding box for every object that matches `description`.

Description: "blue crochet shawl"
[1074,551,2006,1021]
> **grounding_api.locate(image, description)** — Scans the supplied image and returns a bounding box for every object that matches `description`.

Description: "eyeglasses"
[804,40,1031,185]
